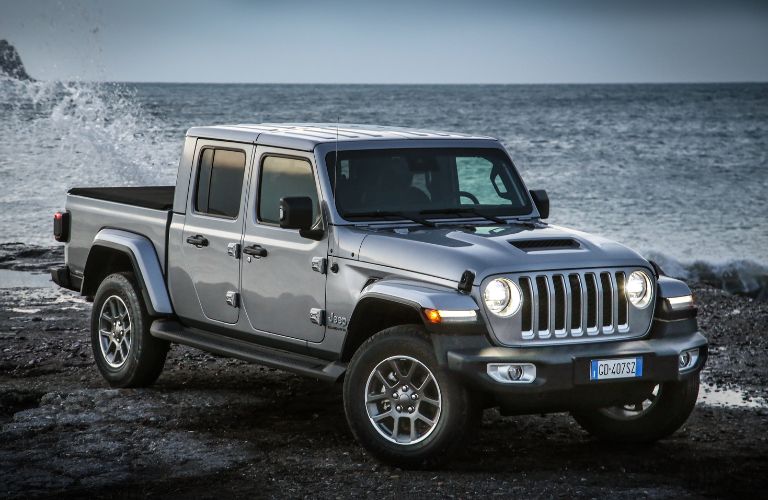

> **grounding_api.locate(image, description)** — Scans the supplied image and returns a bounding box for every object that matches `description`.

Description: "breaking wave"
[0,78,178,244]
[646,251,768,300]
[0,77,176,185]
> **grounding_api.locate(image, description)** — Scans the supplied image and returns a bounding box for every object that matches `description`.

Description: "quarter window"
[195,148,246,218]
[259,156,319,225]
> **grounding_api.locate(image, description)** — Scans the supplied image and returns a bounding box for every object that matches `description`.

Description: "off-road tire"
[571,375,700,443]
[90,272,169,388]
[343,325,480,468]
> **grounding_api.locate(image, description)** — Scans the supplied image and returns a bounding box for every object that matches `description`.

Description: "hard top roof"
[186,123,497,151]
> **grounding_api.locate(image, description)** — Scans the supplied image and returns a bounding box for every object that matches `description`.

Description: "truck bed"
[64,186,175,280]
[68,186,175,211]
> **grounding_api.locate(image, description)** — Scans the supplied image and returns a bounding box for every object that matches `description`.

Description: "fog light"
[679,348,699,372]
[487,363,536,384]
[508,365,524,381]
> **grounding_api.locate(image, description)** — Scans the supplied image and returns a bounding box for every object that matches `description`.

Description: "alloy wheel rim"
[364,355,442,445]
[600,384,661,420]
[98,295,132,369]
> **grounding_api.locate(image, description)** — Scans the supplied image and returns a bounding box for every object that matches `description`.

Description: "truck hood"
[356,223,649,283]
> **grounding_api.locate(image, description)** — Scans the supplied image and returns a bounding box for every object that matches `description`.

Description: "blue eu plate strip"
[636,357,643,377]
[590,360,599,380]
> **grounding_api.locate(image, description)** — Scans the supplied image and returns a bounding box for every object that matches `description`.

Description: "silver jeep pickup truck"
[52,124,707,466]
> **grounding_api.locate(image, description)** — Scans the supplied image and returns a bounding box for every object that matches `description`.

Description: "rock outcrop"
[0,39,32,80]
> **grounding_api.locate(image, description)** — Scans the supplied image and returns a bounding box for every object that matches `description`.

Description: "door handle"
[243,244,268,258]
[186,235,209,247]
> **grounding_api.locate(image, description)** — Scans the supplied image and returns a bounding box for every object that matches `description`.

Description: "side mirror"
[529,189,549,219]
[279,197,323,240]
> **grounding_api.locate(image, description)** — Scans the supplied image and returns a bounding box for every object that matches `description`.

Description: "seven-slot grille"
[517,271,630,340]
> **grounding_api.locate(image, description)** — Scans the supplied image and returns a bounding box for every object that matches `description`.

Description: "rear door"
[239,147,328,342]
[179,140,253,324]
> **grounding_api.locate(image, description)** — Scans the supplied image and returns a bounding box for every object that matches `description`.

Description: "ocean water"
[1,79,766,293]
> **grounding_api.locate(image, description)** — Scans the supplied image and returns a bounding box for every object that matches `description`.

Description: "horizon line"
[18,78,768,86]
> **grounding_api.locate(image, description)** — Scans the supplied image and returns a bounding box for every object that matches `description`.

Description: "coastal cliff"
[0,39,32,80]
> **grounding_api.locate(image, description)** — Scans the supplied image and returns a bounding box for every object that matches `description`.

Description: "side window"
[259,156,319,225]
[195,148,246,218]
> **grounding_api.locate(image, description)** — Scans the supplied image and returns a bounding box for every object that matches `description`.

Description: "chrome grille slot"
[519,277,533,338]
[553,275,567,335]
[514,268,646,344]
[600,272,614,333]
[585,273,598,334]
[615,272,629,331]
[568,274,582,335]
[535,276,550,338]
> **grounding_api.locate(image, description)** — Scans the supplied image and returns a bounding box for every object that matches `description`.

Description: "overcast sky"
[1,0,767,83]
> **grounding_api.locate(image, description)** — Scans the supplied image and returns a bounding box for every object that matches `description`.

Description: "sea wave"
[0,78,177,244]
[646,251,768,300]
[0,77,175,187]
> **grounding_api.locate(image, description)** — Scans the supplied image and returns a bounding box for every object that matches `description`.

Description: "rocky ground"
[1,245,766,498]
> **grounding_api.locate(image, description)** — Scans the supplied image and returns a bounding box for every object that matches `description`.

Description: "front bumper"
[442,328,707,414]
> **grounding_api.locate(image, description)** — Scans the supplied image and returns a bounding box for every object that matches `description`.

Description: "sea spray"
[0,78,178,244]
[2,78,174,185]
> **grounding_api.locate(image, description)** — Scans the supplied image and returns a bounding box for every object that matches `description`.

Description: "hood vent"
[511,239,581,252]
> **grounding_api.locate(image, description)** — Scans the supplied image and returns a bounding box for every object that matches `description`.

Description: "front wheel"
[571,375,700,443]
[90,272,169,388]
[343,325,479,468]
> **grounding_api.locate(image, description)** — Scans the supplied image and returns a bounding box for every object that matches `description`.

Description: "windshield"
[325,148,533,220]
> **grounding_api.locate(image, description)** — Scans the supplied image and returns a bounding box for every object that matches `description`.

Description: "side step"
[150,319,346,383]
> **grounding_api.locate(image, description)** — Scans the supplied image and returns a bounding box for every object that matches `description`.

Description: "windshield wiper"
[419,207,507,225]
[343,210,436,227]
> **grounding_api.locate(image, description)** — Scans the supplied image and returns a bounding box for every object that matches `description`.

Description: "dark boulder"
[0,39,32,80]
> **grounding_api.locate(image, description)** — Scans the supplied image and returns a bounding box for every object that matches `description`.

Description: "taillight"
[53,211,70,242]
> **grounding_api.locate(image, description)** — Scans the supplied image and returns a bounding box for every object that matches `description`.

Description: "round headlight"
[484,278,522,317]
[626,271,652,308]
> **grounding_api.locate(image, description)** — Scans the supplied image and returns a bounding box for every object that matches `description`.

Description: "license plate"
[590,357,643,381]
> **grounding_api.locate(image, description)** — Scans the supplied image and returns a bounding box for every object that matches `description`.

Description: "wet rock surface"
[0,243,63,272]
[1,255,766,497]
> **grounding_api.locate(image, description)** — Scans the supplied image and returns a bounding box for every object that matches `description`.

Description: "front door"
[180,140,252,325]
[240,148,328,342]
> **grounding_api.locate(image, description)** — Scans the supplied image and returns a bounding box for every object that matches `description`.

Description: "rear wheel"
[571,375,700,443]
[90,272,169,388]
[343,325,479,468]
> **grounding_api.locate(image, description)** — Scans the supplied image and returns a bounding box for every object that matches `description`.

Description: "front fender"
[656,276,692,298]
[338,278,485,363]
[358,278,480,314]
[652,275,699,324]
[85,229,173,315]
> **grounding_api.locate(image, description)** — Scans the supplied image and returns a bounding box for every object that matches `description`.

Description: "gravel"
[0,249,766,498]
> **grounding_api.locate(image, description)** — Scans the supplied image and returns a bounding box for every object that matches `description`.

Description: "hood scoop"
[511,238,581,252]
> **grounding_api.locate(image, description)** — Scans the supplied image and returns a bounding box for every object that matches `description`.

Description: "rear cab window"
[195,148,246,218]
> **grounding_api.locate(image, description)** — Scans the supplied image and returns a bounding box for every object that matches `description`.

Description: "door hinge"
[311,257,327,274]
[227,242,241,259]
[225,291,239,308]
[309,308,325,325]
